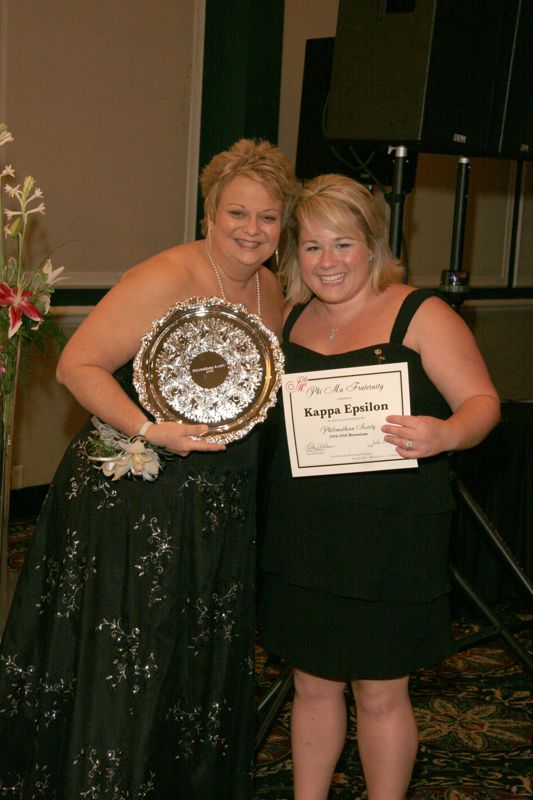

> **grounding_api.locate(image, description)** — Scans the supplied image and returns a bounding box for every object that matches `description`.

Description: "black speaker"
[295,38,345,180]
[493,0,533,159]
[326,0,532,159]
[295,37,417,187]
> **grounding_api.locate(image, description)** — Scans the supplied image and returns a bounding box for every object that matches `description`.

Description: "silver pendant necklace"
[324,308,361,340]
[205,235,261,319]
[320,285,375,340]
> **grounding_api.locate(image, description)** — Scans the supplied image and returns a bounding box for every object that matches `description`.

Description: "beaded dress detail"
[0,357,259,799]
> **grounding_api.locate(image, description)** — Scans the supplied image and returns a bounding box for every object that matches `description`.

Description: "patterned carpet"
[254,621,533,799]
[7,523,533,799]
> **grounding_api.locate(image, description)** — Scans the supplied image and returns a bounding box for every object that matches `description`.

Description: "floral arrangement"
[0,123,66,401]
[87,417,164,481]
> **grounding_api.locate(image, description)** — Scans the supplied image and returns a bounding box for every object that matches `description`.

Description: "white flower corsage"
[87,416,163,481]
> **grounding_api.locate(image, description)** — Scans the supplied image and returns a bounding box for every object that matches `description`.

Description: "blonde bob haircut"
[279,174,404,305]
[199,138,298,235]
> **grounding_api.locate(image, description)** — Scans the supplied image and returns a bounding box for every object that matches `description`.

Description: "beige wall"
[461,301,533,402]
[1,0,204,286]
[404,156,533,290]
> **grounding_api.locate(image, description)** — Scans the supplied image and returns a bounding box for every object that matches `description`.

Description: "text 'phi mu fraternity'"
[282,365,417,477]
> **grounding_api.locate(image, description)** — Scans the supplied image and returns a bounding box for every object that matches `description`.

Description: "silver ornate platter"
[133,297,284,443]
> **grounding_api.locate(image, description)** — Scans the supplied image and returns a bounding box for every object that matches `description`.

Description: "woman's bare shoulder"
[121,241,200,283]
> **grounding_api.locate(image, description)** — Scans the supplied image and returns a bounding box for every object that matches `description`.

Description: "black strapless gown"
[0,361,259,799]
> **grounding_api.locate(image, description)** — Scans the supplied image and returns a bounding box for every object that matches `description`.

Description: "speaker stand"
[255,655,294,753]
[388,145,409,260]
[451,467,533,673]
[440,157,533,671]
[439,156,471,305]
[450,157,470,272]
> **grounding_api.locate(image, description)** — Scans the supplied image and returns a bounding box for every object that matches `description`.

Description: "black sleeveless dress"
[258,289,457,680]
[0,361,259,799]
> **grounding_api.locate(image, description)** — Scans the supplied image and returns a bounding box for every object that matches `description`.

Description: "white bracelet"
[138,420,154,437]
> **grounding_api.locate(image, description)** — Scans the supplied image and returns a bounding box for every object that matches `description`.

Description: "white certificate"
[282,362,418,477]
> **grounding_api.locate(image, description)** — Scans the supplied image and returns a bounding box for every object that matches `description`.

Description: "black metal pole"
[449,156,471,272]
[388,145,408,260]
[451,565,533,673]
[454,476,533,601]
[440,156,471,307]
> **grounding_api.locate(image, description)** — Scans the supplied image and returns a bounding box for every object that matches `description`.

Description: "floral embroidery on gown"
[0,362,258,799]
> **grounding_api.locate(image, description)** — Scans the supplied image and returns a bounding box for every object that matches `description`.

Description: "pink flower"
[0,281,42,337]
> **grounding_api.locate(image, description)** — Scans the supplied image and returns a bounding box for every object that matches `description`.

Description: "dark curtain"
[451,400,533,606]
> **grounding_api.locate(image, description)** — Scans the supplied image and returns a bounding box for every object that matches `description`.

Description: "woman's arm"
[57,252,225,455]
[382,295,500,458]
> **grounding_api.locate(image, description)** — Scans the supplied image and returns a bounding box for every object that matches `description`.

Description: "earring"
[368,252,374,262]
[274,247,280,269]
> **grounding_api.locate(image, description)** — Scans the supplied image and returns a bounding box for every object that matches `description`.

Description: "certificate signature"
[282,363,418,477]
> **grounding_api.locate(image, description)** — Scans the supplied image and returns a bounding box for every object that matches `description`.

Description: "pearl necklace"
[205,237,261,319]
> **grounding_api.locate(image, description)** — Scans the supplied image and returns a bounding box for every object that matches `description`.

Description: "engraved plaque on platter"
[133,297,284,443]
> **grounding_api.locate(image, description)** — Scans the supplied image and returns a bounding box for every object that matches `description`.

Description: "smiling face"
[297,218,373,306]
[208,175,282,274]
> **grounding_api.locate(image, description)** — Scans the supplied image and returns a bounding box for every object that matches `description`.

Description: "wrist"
[138,420,154,438]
